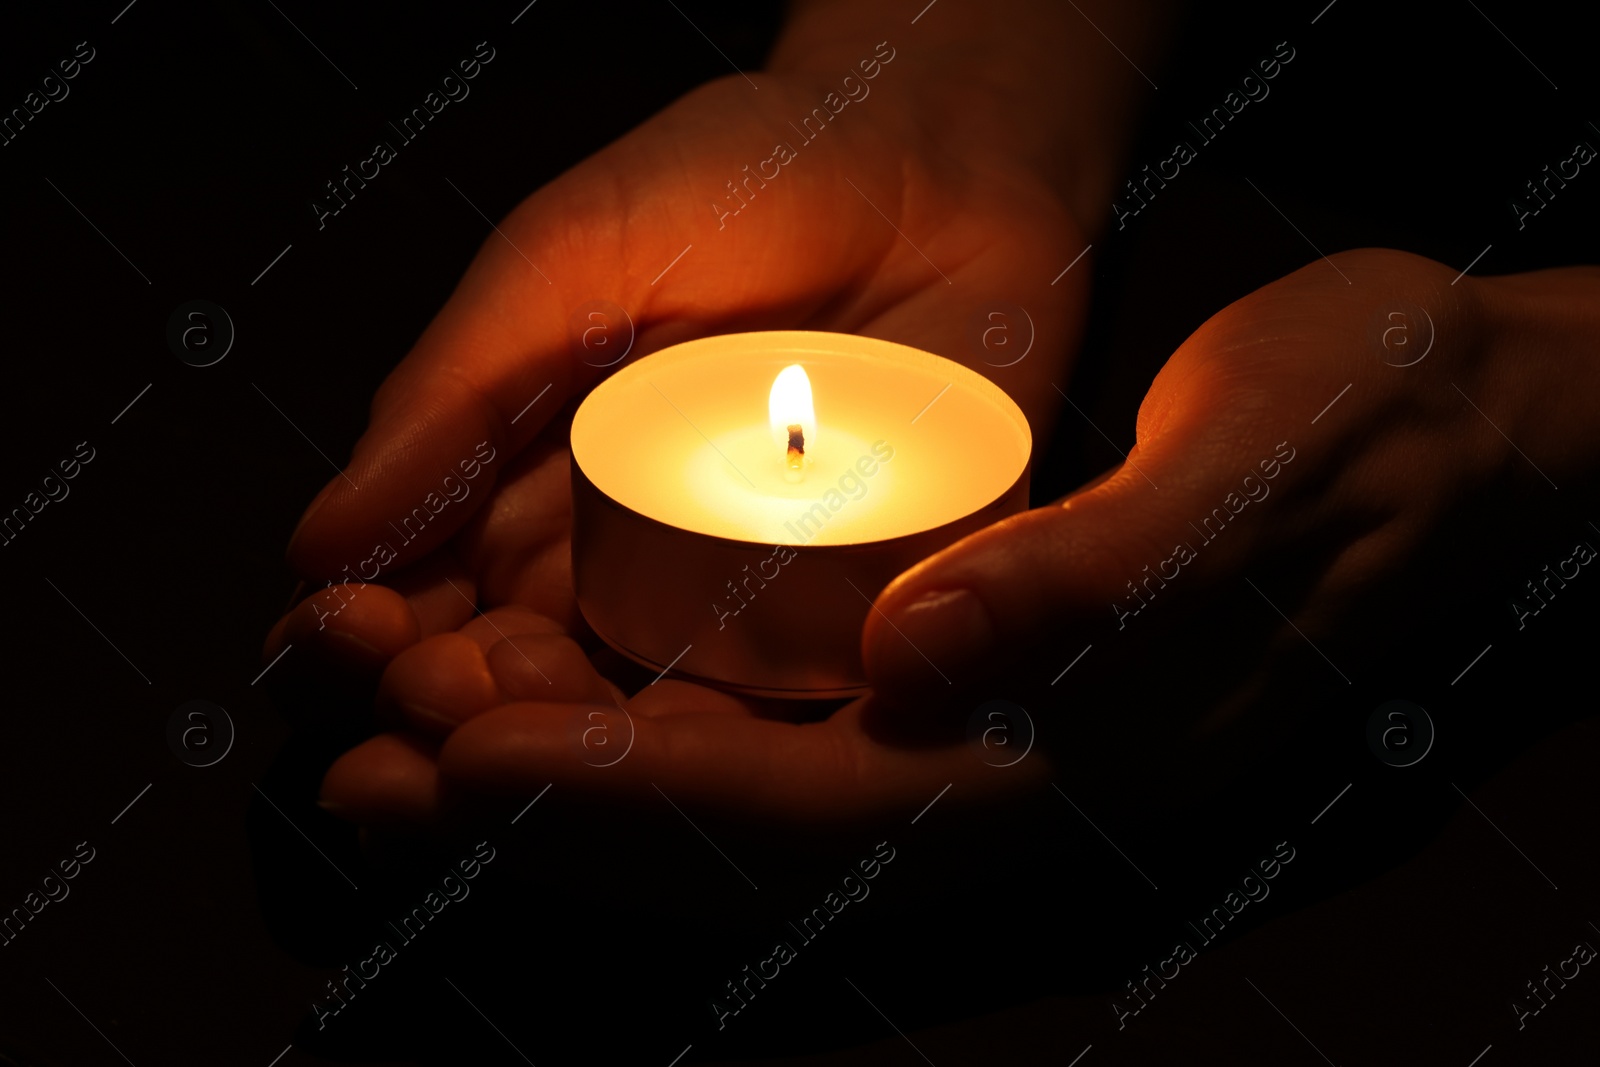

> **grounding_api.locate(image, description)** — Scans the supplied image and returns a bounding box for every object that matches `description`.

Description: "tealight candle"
[570,330,1031,698]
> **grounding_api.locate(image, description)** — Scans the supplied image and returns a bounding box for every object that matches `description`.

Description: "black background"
[1,1,1597,1064]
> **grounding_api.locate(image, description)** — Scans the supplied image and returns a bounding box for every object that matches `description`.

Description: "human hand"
[264,54,1090,700]
[268,0,1177,826]
[318,597,1052,830]
[854,248,1600,797]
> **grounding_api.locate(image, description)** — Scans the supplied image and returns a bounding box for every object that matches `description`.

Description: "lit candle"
[571,331,1030,698]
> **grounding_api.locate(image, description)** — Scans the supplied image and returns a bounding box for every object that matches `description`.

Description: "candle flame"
[769,364,815,479]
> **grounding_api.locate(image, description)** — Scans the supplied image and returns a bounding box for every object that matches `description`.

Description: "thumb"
[860,290,1345,708]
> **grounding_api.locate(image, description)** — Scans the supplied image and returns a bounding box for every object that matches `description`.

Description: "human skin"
[275,0,1600,829]
[285,1,1562,827]
[265,0,1177,825]
[310,248,1600,830]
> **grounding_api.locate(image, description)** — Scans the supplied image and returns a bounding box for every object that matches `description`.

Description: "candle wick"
[785,423,805,482]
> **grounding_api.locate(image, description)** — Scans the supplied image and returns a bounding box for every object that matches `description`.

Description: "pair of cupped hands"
[263,73,1598,837]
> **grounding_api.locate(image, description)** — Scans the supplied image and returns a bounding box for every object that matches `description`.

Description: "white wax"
[571,332,1030,547]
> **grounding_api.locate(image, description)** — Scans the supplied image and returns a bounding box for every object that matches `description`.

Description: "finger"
[262,585,421,723]
[386,551,478,637]
[262,557,475,702]
[439,697,1044,826]
[267,582,417,665]
[486,633,613,704]
[450,428,579,627]
[377,633,500,736]
[320,733,441,825]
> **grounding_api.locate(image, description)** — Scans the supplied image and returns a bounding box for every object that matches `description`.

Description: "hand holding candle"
[264,0,1157,827]
[253,0,1600,868]
[316,249,1600,833]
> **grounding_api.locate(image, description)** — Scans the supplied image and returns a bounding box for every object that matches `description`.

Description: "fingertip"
[378,632,500,735]
[320,733,442,825]
[486,633,610,703]
[262,587,423,734]
[286,583,422,673]
[285,485,371,584]
[862,587,995,708]
[285,480,338,575]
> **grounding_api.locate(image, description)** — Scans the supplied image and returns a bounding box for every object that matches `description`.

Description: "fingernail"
[872,588,995,691]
